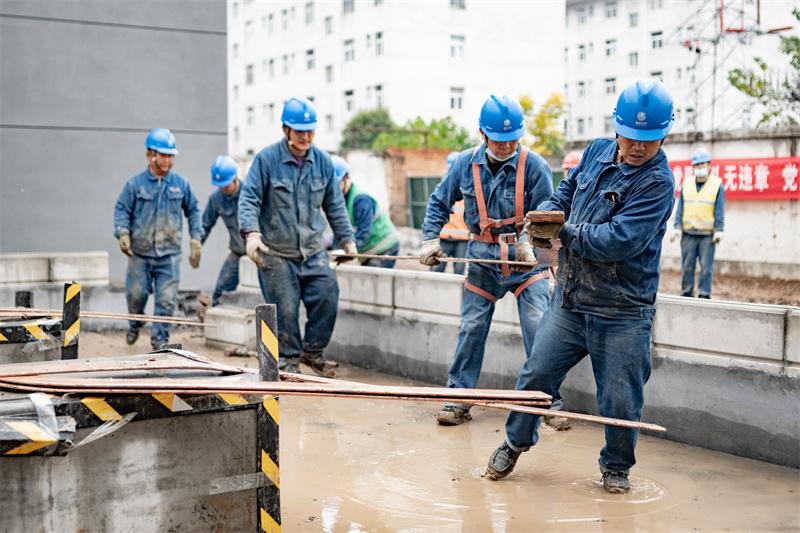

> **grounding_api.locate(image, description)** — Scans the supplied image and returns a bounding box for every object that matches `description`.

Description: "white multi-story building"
[564,0,798,141]
[227,0,565,156]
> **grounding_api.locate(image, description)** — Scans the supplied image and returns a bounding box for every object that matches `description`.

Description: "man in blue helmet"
[239,97,356,376]
[114,128,203,350]
[331,155,400,268]
[484,79,676,495]
[432,152,470,274]
[420,94,554,426]
[673,148,725,298]
[201,155,245,306]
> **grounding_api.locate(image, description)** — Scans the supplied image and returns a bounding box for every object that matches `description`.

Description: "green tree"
[519,93,567,157]
[340,108,396,151]
[728,8,800,126]
[371,116,474,151]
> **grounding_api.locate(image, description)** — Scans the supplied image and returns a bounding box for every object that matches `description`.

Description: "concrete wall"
[0,0,228,290]
[323,265,800,468]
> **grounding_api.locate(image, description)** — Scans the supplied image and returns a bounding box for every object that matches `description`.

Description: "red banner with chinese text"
[670,157,800,200]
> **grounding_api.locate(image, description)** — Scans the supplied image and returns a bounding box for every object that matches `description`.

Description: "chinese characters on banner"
[670,157,800,200]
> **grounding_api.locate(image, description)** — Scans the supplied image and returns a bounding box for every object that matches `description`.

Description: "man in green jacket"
[332,155,400,268]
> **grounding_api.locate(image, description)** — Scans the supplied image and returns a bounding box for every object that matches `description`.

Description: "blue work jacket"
[202,185,246,255]
[238,140,354,259]
[543,138,675,319]
[113,168,202,258]
[421,145,553,266]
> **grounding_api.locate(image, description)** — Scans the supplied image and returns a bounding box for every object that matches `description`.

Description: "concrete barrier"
[0,251,109,286]
[205,305,256,349]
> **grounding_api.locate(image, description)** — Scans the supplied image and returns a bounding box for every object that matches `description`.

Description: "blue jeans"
[505,291,653,474]
[362,243,399,269]
[256,250,339,367]
[432,239,468,274]
[446,264,551,408]
[126,254,180,344]
[680,233,715,297]
[212,252,242,305]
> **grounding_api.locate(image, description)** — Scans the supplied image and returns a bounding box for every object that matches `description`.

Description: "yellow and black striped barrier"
[256,303,281,532]
[0,317,61,345]
[61,282,81,360]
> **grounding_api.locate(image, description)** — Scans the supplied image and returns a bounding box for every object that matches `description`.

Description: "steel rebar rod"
[0,307,211,327]
[331,252,535,268]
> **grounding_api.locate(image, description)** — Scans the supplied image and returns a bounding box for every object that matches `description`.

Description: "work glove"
[713,231,724,244]
[511,241,537,272]
[669,229,680,243]
[117,233,133,257]
[245,232,270,268]
[189,239,202,269]
[334,241,359,265]
[419,238,447,266]
[525,218,563,249]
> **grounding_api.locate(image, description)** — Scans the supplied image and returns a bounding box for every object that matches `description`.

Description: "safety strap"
[498,233,516,278]
[471,147,529,244]
[464,271,549,303]
[464,280,498,303]
[512,271,549,298]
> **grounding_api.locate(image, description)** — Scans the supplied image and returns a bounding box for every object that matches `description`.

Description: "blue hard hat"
[331,155,349,183]
[479,95,526,142]
[281,97,318,131]
[210,155,237,187]
[691,148,712,166]
[446,152,459,171]
[145,128,178,155]
[613,79,675,141]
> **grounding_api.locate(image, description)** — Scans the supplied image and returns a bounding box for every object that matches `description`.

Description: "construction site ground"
[81,330,800,532]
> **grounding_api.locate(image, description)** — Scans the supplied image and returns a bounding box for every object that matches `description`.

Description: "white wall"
[345,150,390,209]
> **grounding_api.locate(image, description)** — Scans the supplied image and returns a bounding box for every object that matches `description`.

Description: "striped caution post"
[256,304,280,532]
[61,282,80,360]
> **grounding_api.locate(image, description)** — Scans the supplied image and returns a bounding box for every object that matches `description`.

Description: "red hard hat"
[561,151,581,171]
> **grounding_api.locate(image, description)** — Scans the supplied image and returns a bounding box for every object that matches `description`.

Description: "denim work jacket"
[421,144,553,266]
[543,138,675,319]
[114,168,202,258]
[238,140,354,259]
[202,186,245,255]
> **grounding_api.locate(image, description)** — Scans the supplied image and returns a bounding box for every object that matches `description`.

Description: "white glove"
[419,238,447,266]
[669,229,680,243]
[245,232,269,268]
[512,241,537,272]
[713,231,724,244]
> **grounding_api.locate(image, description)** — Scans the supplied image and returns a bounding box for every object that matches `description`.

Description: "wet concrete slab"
[79,331,800,532]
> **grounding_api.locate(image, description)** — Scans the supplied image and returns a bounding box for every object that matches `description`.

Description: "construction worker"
[201,155,244,306]
[331,155,400,268]
[561,150,581,180]
[113,128,202,350]
[484,79,676,495]
[420,94,554,426]
[673,148,725,298]
[432,152,470,274]
[238,97,356,376]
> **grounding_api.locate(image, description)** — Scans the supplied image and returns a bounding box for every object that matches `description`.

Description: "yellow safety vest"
[681,174,721,232]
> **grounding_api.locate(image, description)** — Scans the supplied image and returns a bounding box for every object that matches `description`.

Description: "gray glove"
[245,232,270,268]
[511,241,537,272]
[419,238,447,266]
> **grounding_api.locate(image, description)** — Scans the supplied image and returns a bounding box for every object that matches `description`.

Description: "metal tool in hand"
[330,252,537,270]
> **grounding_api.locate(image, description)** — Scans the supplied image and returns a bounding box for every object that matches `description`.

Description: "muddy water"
[80,332,799,532]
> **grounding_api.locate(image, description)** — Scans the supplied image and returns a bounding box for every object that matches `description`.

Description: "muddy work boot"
[484,441,524,480]
[279,358,301,375]
[436,405,472,426]
[300,352,335,377]
[125,329,139,345]
[544,414,572,431]
[602,471,630,494]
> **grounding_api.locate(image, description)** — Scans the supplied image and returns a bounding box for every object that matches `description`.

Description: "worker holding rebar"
[238,97,356,376]
[484,79,677,495]
[331,155,400,268]
[420,94,554,426]
[673,148,725,299]
[431,152,470,274]
[201,155,245,306]
[113,128,203,350]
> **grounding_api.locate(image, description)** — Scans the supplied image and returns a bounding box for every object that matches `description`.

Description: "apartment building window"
[261,15,267,29]
[578,81,586,98]
[291,52,296,67]
[342,0,354,14]
[306,49,315,70]
[629,12,638,27]
[650,71,663,81]
[588,117,594,130]
[268,13,274,33]
[564,47,568,63]
[375,32,384,56]
[325,65,333,83]
[604,116,613,133]
[605,39,616,56]
[233,85,239,100]
[307,95,315,103]
[450,87,464,110]
[245,64,254,85]
[676,67,683,80]
[629,51,638,67]
[450,0,466,9]
[291,6,296,21]
[605,1,617,18]
[246,106,254,126]
[245,19,254,39]
[268,103,275,123]
[325,16,333,34]
[344,39,355,61]
[686,107,696,128]
[649,0,663,8]
[578,44,586,62]
[344,90,354,112]
[234,126,240,142]
[366,33,372,51]
[374,0,384,5]
[232,43,239,60]
[577,118,585,135]
[305,2,314,24]
[409,177,443,228]
[375,84,384,108]
[651,31,663,49]
[268,58,275,79]
[232,2,238,17]
[281,9,288,30]
[450,35,465,59]
[282,54,289,75]
[605,77,616,94]
[326,114,334,132]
